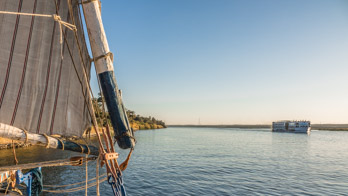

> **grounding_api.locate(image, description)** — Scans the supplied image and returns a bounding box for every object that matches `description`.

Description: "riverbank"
[316,128,348,131]
[127,110,166,131]
[169,124,348,131]
[84,124,166,137]
[130,123,166,131]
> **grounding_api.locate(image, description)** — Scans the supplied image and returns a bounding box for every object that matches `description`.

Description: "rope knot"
[52,14,61,22]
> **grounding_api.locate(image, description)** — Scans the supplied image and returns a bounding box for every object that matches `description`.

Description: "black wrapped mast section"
[99,71,135,149]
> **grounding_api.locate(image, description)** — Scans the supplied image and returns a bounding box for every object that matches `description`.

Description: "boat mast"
[82,1,135,149]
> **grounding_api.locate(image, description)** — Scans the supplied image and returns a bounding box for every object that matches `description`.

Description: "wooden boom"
[0,123,99,155]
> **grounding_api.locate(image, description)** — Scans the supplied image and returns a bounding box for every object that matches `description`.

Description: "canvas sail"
[0,1,131,194]
[0,0,91,137]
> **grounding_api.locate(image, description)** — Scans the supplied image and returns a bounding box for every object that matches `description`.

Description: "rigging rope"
[96,157,100,196]
[67,139,84,153]
[0,11,76,42]
[85,153,88,196]
[83,138,91,156]
[73,4,128,195]
[42,133,50,148]
[51,136,65,150]
[42,177,107,193]
[91,51,114,63]
[22,129,29,144]
[0,157,96,172]
[45,5,118,190]
[4,176,11,194]
[0,11,76,61]
[0,12,75,31]
[44,173,107,188]
[80,3,135,195]
[4,177,12,194]
[3,172,16,195]
[119,149,133,171]
[53,0,103,152]
[11,140,18,165]
[18,176,108,193]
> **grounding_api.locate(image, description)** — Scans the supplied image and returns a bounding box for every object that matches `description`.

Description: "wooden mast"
[82,0,135,149]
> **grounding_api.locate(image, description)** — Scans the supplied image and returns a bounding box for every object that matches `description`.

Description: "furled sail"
[0,0,91,137]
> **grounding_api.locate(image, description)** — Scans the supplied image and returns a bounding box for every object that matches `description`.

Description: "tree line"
[93,95,166,131]
[127,110,166,130]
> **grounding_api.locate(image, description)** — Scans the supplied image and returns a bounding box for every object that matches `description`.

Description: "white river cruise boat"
[272,120,311,133]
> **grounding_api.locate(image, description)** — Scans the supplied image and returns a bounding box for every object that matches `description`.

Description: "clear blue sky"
[90,0,348,125]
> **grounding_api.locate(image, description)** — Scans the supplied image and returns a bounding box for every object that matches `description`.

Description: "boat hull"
[272,127,311,133]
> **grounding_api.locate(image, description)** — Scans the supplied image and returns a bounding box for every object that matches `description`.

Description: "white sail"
[0,0,91,137]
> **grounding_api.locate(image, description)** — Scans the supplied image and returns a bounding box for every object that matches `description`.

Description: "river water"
[1,127,348,195]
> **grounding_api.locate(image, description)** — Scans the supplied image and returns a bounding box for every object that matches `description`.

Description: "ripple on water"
[1,128,348,195]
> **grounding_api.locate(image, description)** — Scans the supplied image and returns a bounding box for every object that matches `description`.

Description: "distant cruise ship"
[272,120,311,133]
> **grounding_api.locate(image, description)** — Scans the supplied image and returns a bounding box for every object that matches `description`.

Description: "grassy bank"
[130,122,165,131]
[312,124,348,130]
[316,128,348,131]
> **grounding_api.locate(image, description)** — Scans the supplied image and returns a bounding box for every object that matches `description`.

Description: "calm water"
[1,127,348,195]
